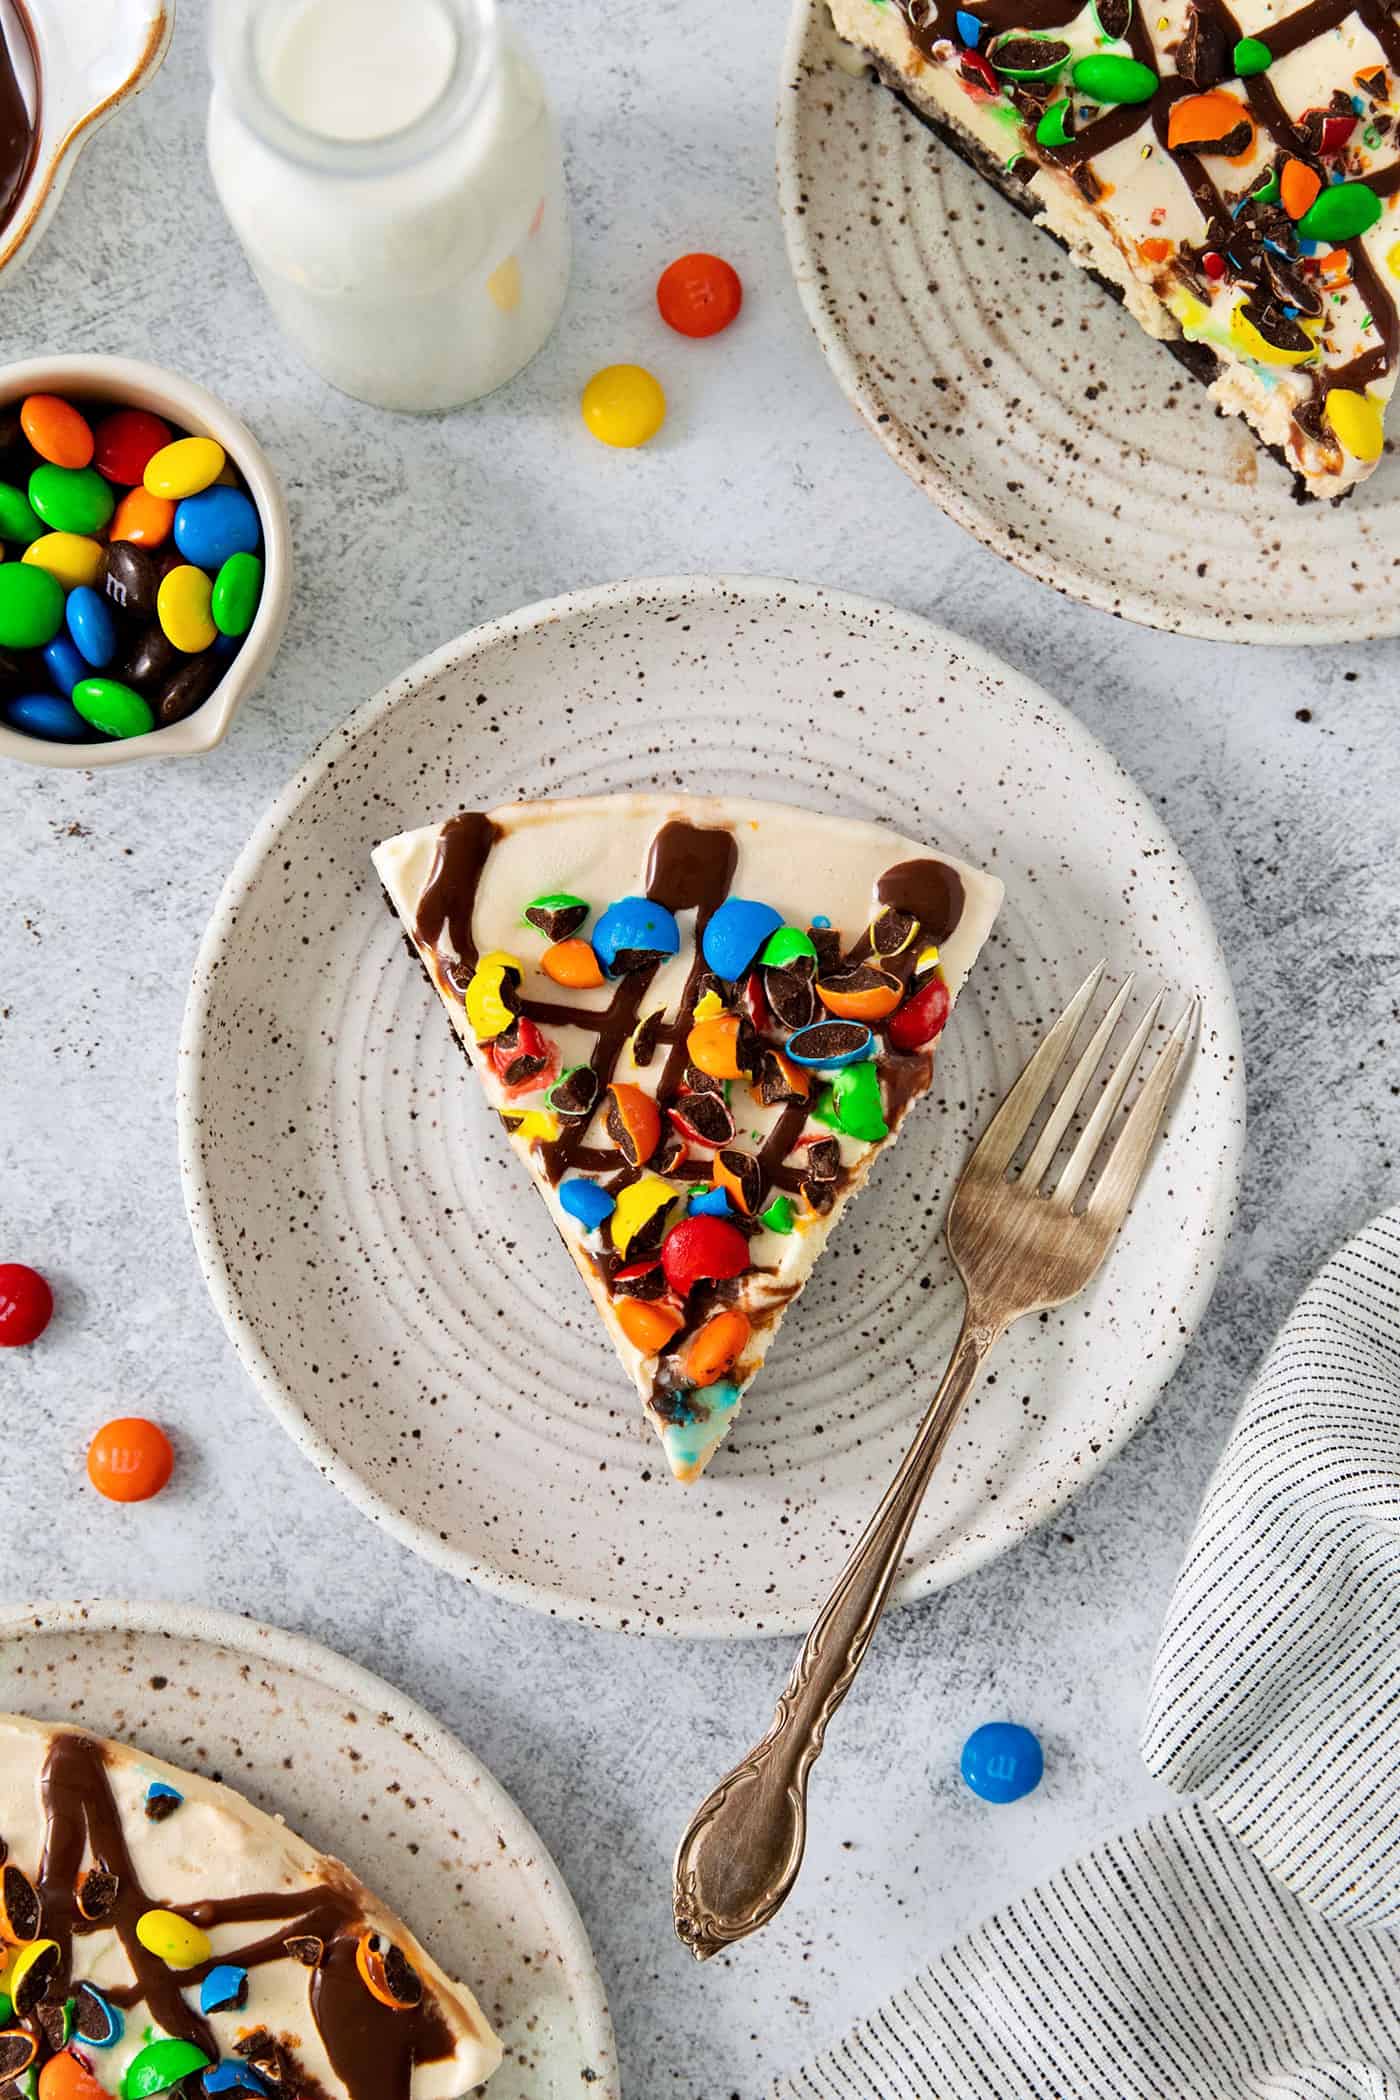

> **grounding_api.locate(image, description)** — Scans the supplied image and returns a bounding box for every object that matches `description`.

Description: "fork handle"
[673,1305,1004,1961]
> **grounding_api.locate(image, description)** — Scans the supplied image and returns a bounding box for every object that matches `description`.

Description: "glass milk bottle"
[207,0,570,411]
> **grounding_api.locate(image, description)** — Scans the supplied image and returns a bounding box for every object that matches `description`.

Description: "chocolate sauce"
[875,859,964,945]
[413,810,500,971]
[28,1732,457,2099]
[0,4,37,239]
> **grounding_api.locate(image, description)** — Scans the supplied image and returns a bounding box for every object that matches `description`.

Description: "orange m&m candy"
[87,1417,174,1502]
[40,2052,108,2100]
[20,394,94,469]
[109,485,175,548]
[657,252,743,338]
[615,1296,685,1354]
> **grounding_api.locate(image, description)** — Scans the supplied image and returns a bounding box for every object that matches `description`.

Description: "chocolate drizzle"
[0,5,36,240]
[413,810,501,973]
[27,1731,457,2098]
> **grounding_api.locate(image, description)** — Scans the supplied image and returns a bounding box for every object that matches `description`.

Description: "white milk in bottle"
[208,0,570,410]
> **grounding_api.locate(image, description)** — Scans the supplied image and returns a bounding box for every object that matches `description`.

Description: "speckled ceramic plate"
[0,1600,617,2099]
[778,0,1400,643]
[179,576,1244,1637]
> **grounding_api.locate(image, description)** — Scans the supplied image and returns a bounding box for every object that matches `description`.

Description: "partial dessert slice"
[0,1714,501,2098]
[828,0,1400,496]
[375,793,1002,1483]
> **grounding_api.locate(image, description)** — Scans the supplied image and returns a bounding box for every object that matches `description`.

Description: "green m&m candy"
[0,480,41,544]
[759,925,818,968]
[211,549,263,637]
[815,1059,889,1143]
[28,462,115,537]
[1297,180,1382,243]
[123,2038,211,2097]
[1036,96,1075,147]
[759,1194,795,1234]
[72,677,155,740]
[1232,35,1272,74]
[0,561,64,648]
[1071,52,1159,101]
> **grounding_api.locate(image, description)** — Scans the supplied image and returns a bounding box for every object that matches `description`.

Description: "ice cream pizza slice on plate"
[0,1713,500,2097]
[374,793,1002,1484]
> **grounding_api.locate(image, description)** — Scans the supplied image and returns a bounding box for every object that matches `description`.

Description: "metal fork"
[672,964,1196,1961]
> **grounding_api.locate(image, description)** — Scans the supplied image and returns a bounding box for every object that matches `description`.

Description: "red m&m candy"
[657,252,743,338]
[87,1418,174,1502]
[0,1263,53,1345]
[93,407,174,486]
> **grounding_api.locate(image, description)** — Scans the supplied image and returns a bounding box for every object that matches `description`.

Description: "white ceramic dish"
[178,575,1245,1638]
[777,0,1400,645]
[0,1599,618,2100]
[0,354,292,769]
[0,1,172,282]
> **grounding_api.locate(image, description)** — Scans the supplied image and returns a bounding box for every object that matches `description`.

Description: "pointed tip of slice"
[656,1382,744,1483]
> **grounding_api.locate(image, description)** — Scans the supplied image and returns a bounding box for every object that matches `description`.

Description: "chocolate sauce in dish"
[28,1730,456,2098]
[0,2,37,239]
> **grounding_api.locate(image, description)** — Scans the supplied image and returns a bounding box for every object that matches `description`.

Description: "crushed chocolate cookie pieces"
[285,1933,325,1966]
[75,1867,117,1920]
[807,926,842,972]
[804,1137,841,1182]
[764,960,816,1031]
[668,1091,736,1148]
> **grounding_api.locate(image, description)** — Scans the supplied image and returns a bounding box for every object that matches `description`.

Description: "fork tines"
[975,964,1197,1212]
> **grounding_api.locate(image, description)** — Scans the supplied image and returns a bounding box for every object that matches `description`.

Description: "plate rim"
[0,1595,619,2096]
[178,571,1246,1638]
[775,0,1399,647]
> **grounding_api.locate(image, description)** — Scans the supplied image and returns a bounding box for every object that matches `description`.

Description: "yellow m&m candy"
[21,532,104,591]
[144,436,226,500]
[1325,386,1385,463]
[581,364,666,449]
[135,1908,212,1969]
[157,564,217,653]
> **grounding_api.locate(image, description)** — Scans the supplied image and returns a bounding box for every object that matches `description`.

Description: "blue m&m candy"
[173,484,261,572]
[701,897,782,981]
[592,896,680,976]
[960,1721,1044,1803]
[558,1178,615,1232]
[66,582,118,667]
[5,690,95,742]
[687,1186,733,1218]
[42,633,87,695]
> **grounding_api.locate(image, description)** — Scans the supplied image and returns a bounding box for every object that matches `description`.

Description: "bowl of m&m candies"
[0,355,291,768]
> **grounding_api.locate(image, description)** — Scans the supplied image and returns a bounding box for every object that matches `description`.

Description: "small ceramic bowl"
[0,354,292,769]
[0,0,173,283]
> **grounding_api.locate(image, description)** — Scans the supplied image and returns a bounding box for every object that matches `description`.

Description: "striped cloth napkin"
[773,1209,1400,2099]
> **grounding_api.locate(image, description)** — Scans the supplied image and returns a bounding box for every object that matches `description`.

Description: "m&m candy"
[581,364,666,448]
[657,252,743,337]
[0,1264,53,1345]
[86,1418,174,1502]
[960,1721,1044,1803]
[0,389,265,746]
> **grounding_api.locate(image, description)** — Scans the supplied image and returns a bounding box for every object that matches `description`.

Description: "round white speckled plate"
[179,576,1244,1636]
[0,1601,617,2099]
[778,0,1400,643]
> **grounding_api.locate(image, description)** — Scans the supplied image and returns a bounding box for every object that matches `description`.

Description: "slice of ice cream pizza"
[0,1715,501,2098]
[374,793,1003,1483]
